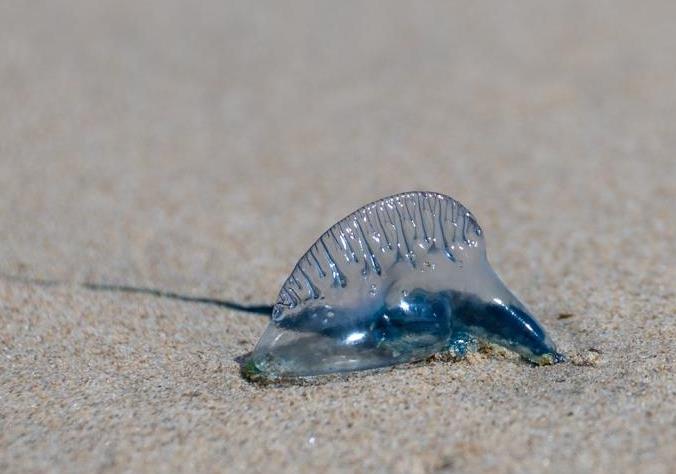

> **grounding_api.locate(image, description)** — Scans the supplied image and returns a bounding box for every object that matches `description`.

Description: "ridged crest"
[273,191,483,320]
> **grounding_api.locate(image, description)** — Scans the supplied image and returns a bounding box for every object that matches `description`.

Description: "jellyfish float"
[243,191,563,382]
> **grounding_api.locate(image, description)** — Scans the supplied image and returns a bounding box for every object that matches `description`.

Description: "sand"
[1,1,675,472]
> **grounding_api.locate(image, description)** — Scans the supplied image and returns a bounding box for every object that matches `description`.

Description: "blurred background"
[1,1,674,303]
[1,1,675,473]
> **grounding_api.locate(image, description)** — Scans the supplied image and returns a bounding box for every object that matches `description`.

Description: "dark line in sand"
[0,273,273,316]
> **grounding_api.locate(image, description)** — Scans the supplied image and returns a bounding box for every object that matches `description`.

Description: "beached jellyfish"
[243,191,563,382]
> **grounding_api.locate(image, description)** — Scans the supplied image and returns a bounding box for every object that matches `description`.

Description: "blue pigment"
[244,192,563,382]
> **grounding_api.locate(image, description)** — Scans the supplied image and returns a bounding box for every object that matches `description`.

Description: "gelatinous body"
[243,192,562,382]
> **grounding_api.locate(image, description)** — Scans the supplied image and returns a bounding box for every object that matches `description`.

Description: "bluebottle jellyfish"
[243,191,563,382]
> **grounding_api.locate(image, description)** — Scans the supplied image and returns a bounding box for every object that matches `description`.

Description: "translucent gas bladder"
[243,192,563,382]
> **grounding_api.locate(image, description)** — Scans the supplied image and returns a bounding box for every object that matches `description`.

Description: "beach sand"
[1,1,674,472]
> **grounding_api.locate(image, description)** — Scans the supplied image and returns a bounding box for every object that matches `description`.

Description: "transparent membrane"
[243,192,562,382]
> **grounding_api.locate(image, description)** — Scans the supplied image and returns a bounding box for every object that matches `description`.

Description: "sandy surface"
[1,1,675,472]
